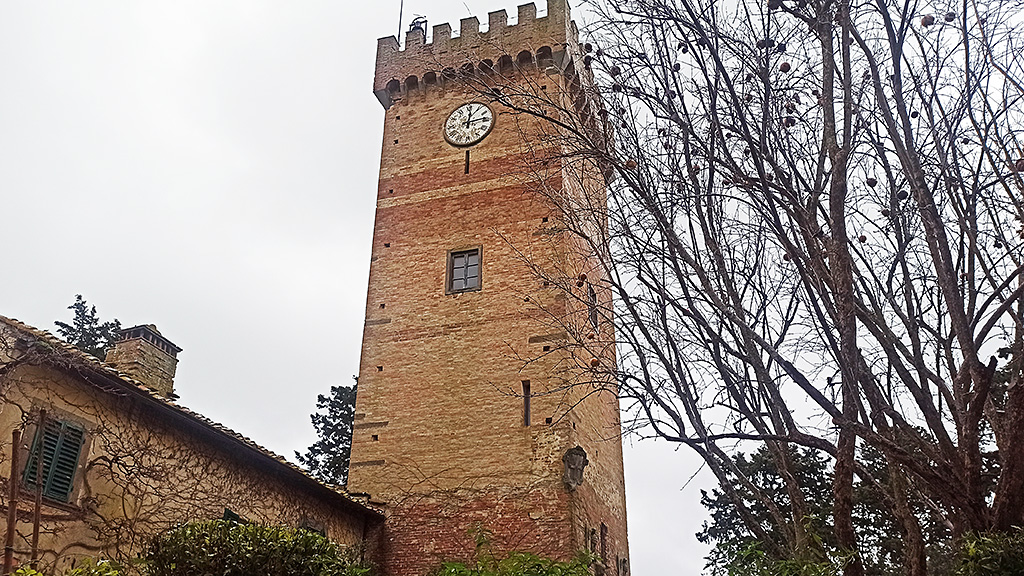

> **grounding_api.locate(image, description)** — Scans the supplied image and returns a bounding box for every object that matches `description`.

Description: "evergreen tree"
[296,382,356,485]
[54,295,122,360]
[699,446,951,576]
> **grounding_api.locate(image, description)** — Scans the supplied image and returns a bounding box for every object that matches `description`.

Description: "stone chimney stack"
[104,325,182,398]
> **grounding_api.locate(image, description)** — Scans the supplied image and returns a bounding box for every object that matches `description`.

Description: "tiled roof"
[0,314,383,519]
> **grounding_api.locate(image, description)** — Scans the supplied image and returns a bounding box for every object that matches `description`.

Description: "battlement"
[374,0,578,108]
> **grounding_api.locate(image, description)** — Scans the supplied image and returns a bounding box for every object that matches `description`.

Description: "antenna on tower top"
[397,0,404,43]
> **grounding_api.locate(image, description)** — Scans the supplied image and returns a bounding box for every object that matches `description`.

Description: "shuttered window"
[23,419,85,503]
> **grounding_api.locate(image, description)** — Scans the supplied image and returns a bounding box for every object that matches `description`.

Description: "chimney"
[104,325,182,399]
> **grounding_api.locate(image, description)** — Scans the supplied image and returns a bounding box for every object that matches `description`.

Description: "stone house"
[0,315,383,573]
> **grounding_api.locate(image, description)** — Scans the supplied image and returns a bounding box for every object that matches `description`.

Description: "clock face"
[444,102,494,147]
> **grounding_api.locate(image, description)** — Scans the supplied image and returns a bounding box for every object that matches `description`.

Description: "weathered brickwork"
[349,2,628,575]
[103,326,180,398]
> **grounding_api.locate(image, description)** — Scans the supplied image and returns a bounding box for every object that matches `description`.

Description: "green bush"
[434,551,594,576]
[432,527,594,576]
[956,529,1024,576]
[12,558,121,576]
[722,540,854,576]
[65,560,122,576]
[144,520,370,576]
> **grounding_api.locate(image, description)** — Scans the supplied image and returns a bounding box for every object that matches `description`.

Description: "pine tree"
[54,295,122,360]
[295,382,356,485]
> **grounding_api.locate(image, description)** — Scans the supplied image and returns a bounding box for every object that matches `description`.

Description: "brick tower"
[347,2,628,575]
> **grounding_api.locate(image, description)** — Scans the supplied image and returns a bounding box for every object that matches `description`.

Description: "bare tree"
[449,0,1024,572]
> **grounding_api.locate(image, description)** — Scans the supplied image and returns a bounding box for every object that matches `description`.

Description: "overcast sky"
[0,2,713,573]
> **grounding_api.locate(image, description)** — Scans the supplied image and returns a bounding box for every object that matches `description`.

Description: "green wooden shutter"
[23,420,85,503]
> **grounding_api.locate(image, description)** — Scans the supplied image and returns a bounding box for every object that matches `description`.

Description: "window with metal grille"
[448,248,481,293]
[23,419,85,503]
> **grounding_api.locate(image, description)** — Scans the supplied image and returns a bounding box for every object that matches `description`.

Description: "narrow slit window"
[465,150,471,174]
[522,380,531,426]
[600,523,608,563]
[588,283,600,333]
[448,248,481,293]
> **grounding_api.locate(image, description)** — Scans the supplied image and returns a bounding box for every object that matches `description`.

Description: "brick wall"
[104,337,177,397]
[349,3,628,574]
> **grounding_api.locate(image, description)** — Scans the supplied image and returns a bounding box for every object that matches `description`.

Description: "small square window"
[447,248,481,293]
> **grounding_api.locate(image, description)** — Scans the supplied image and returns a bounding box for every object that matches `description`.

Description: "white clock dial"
[444,102,494,147]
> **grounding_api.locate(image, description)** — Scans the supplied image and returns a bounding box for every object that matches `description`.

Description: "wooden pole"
[3,429,22,576]
[29,410,45,571]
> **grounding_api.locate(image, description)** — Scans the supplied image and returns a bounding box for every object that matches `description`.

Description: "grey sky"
[0,2,712,573]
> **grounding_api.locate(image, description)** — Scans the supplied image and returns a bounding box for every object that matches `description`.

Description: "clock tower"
[348,2,628,575]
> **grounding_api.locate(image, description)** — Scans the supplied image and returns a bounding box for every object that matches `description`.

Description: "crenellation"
[433,23,452,45]
[459,16,481,37]
[489,9,508,31]
[373,0,575,109]
[376,35,399,61]
[518,2,538,22]
[406,27,426,49]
